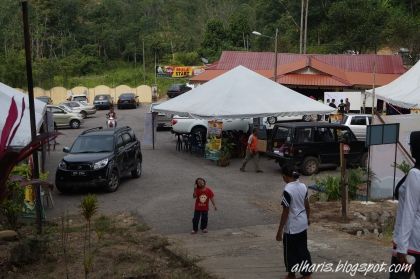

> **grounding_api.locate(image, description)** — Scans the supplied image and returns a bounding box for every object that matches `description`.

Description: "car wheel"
[105,169,120,192]
[131,160,142,178]
[70,119,80,129]
[80,111,87,119]
[301,156,319,175]
[191,126,207,141]
[360,152,368,168]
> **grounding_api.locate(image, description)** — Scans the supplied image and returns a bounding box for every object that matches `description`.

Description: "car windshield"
[341,115,349,124]
[120,94,134,99]
[61,106,72,113]
[169,84,181,91]
[274,127,292,143]
[70,135,114,153]
[95,95,108,100]
[73,96,87,101]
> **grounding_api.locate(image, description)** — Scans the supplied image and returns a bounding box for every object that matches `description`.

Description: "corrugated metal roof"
[190,69,272,83]
[345,72,400,87]
[278,74,351,87]
[216,51,406,74]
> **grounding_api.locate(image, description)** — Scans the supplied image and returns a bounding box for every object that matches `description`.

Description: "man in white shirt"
[390,131,420,278]
[276,165,312,279]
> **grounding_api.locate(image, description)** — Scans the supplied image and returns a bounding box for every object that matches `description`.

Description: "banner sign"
[205,120,223,161]
[143,112,155,145]
[156,66,205,78]
[366,123,400,147]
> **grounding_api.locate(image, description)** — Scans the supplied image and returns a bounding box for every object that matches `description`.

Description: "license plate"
[72,171,86,176]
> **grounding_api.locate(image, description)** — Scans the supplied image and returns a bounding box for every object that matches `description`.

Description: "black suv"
[55,126,142,193]
[267,122,367,175]
[166,84,192,98]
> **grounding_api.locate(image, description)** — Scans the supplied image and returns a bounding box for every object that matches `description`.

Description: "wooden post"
[340,142,348,221]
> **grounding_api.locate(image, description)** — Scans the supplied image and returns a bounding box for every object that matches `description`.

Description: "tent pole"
[21,0,42,234]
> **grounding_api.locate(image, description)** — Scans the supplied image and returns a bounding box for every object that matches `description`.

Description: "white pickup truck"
[171,115,311,137]
[171,116,250,138]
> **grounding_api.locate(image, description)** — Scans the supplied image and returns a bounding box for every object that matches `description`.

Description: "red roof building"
[191,51,406,96]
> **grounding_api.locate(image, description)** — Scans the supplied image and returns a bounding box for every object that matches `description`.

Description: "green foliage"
[220,138,235,160]
[315,175,341,201]
[315,168,367,201]
[80,194,98,222]
[0,0,418,89]
[0,164,30,229]
[173,52,201,66]
[347,167,365,199]
[393,160,412,175]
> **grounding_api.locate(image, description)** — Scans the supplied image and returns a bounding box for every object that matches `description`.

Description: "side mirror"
[63,147,70,153]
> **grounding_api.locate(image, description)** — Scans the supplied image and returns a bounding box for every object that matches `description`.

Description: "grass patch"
[0,214,217,279]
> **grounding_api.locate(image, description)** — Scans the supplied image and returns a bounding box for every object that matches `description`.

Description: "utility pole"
[142,39,146,85]
[372,61,376,115]
[303,0,309,54]
[300,0,304,54]
[274,28,278,83]
[21,0,42,234]
[154,52,157,85]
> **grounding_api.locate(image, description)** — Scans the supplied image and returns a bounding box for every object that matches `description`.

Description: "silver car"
[59,101,96,119]
[47,105,84,129]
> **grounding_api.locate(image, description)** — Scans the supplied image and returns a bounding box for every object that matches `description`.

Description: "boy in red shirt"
[192,178,217,234]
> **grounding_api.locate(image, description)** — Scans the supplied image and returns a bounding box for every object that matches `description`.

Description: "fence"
[16,85,152,105]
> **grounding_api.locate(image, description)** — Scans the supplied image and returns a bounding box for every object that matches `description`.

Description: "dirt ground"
[252,197,397,241]
[0,214,216,279]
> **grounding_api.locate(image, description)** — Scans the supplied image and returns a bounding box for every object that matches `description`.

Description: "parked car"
[166,84,192,98]
[46,105,83,129]
[55,126,142,193]
[93,94,113,110]
[59,101,96,118]
[171,115,307,139]
[266,122,367,175]
[68,94,89,103]
[171,115,250,139]
[117,93,139,109]
[150,103,172,130]
[340,114,372,141]
[36,96,53,104]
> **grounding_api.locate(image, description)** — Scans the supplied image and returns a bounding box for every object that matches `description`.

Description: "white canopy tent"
[0,82,46,148]
[366,60,420,109]
[153,66,335,119]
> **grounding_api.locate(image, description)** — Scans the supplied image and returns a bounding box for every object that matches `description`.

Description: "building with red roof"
[191,51,406,98]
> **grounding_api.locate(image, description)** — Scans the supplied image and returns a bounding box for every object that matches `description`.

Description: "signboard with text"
[156,65,205,78]
[205,120,223,161]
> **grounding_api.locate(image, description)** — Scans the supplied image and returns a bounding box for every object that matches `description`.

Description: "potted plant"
[218,138,235,167]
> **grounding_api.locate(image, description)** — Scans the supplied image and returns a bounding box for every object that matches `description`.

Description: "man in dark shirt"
[338,99,346,113]
[329,99,337,108]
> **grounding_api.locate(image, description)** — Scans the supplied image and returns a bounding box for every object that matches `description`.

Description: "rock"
[0,230,18,241]
[378,233,384,240]
[382,211,391,218]
[369,212,379,222]
[354,212,367,221]
[363,229,370,235]
[356,231,362,237]
[379,211,392,225]
[373,229,379,236]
